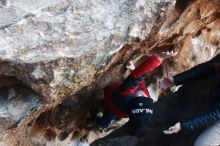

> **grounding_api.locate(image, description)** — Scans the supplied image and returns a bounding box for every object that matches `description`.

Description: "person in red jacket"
[98,51,177,134]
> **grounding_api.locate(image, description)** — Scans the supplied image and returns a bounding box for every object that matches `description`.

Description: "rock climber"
[160,54,220,146]
[97,50,177,135]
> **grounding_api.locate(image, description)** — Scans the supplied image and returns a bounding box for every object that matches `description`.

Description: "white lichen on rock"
[31,66,46,80]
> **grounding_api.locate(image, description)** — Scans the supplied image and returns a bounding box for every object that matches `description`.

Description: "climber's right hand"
[159,77,174,90]
[157,50,177,60]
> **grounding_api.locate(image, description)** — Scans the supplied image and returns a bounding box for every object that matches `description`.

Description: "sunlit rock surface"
[0,0,220,145]
[0,0,172,100]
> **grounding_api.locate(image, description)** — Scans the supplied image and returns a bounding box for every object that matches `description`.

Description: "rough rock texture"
[0,0,220,146]
[0,0,172,101]
[0,0,174,145]
[0,76,42,146]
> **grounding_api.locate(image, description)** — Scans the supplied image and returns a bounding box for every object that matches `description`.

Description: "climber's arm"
[118,54,162,96]
[180,102,220,130]
[173,60,216,86]
[163,102,220,134]
[119,51,177,96]
[160,60,216,90]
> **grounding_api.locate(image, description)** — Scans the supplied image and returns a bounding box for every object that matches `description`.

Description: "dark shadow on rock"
[32,85,102,140]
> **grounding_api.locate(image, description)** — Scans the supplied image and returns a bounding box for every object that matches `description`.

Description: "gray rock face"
[0,0,172,100]
[0,85,41,144]
[0,0,171,62]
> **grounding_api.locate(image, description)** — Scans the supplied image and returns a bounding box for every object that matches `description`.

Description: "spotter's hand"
[163,122,181,134]
[159,77,174,90]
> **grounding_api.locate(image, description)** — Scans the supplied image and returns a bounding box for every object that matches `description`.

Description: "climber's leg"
[98,108,117,128]
[194,121,220,146]
[103,122,131,139]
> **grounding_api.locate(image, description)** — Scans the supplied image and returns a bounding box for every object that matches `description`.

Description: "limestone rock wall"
[0,0,172,100]
[0,0,219,146]
[0,77,41,146]
[0,0,174,146]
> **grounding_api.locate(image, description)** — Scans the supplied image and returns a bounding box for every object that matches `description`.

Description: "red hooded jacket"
[104,55,162,118]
